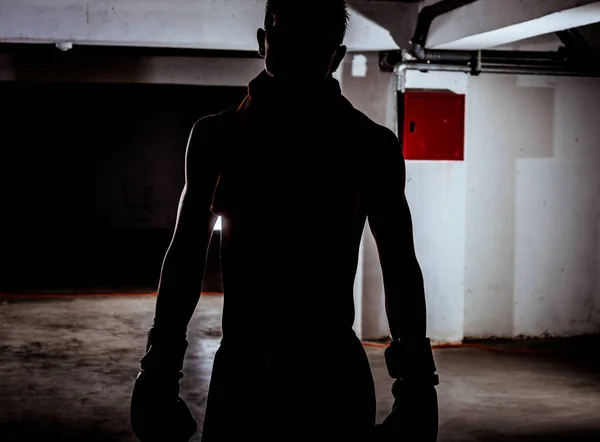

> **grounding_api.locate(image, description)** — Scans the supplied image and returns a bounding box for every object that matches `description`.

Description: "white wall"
[357,66,600,342]
[465,74,600,339]
[402,71,468,344]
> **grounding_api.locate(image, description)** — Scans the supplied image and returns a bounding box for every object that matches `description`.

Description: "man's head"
[257,0,349,83]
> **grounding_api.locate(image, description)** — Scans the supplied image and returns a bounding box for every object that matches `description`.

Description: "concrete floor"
[1,295,599,442]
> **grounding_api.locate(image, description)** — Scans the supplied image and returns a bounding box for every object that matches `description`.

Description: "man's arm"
[367,129,439,442]
[151,117,220,335]
[367,128,426,341]
[130,116,223,442]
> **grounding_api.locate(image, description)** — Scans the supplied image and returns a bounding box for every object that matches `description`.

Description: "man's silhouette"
[130,1,439,441]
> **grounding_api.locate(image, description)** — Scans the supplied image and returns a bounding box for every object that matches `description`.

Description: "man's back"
[187,74,393,441]
[198,73,397,341]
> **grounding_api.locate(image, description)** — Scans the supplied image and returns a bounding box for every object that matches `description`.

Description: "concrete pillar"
[401,70,468,344]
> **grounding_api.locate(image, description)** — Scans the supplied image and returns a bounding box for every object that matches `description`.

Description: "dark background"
[0,81,247,293]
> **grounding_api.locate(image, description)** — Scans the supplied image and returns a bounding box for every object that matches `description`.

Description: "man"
[130,1,439,441]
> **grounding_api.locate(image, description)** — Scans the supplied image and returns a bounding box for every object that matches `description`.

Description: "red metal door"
[401,91,465,161]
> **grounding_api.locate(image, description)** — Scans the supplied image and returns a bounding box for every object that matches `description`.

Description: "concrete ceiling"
[0,0,599,53]
[491,19,600,51]
[347,0,600,52]
[0,0,414,52]
[347,0,419,50]
[422,0,600,50]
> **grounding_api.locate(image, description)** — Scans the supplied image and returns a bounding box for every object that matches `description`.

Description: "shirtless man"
[130,1,439,441]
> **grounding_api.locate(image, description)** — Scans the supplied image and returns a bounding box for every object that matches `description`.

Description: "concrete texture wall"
[400,71,600,340]
[347,63,600,342]
[465,74,600,338]
[464,74,551,338]
[402,71,468,344]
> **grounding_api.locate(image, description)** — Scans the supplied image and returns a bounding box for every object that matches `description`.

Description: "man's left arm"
[367,129,426,342]
[366,128,439,442]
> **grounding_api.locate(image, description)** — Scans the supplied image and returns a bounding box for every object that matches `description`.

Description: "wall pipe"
[397,61,600,78]
[380,0,599,77]
[381,49,570,69]
[410,0,481,60]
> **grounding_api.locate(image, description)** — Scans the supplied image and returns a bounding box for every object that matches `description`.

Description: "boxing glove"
[374,338,439,442]
[130,323,197,442]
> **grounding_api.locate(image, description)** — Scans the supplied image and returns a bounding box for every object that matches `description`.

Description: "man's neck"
[249,71,341,102]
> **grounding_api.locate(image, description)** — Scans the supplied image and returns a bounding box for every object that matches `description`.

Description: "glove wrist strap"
[384,337,439,386]
[139,321,188,374]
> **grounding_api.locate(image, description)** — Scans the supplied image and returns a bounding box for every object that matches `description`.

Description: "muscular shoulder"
[341,102,406,207]
[185,105,240,181]
[342,100,402,159]
[188,105,240,151]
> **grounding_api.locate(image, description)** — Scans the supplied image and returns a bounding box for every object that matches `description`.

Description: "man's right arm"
[151,116,221,338]
[131,116,223,442]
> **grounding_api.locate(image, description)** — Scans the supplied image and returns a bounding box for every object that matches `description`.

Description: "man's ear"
[331,45,347,73]
[257,28,266,57]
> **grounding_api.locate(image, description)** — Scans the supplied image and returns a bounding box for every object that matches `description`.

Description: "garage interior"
[1,0,600,441]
